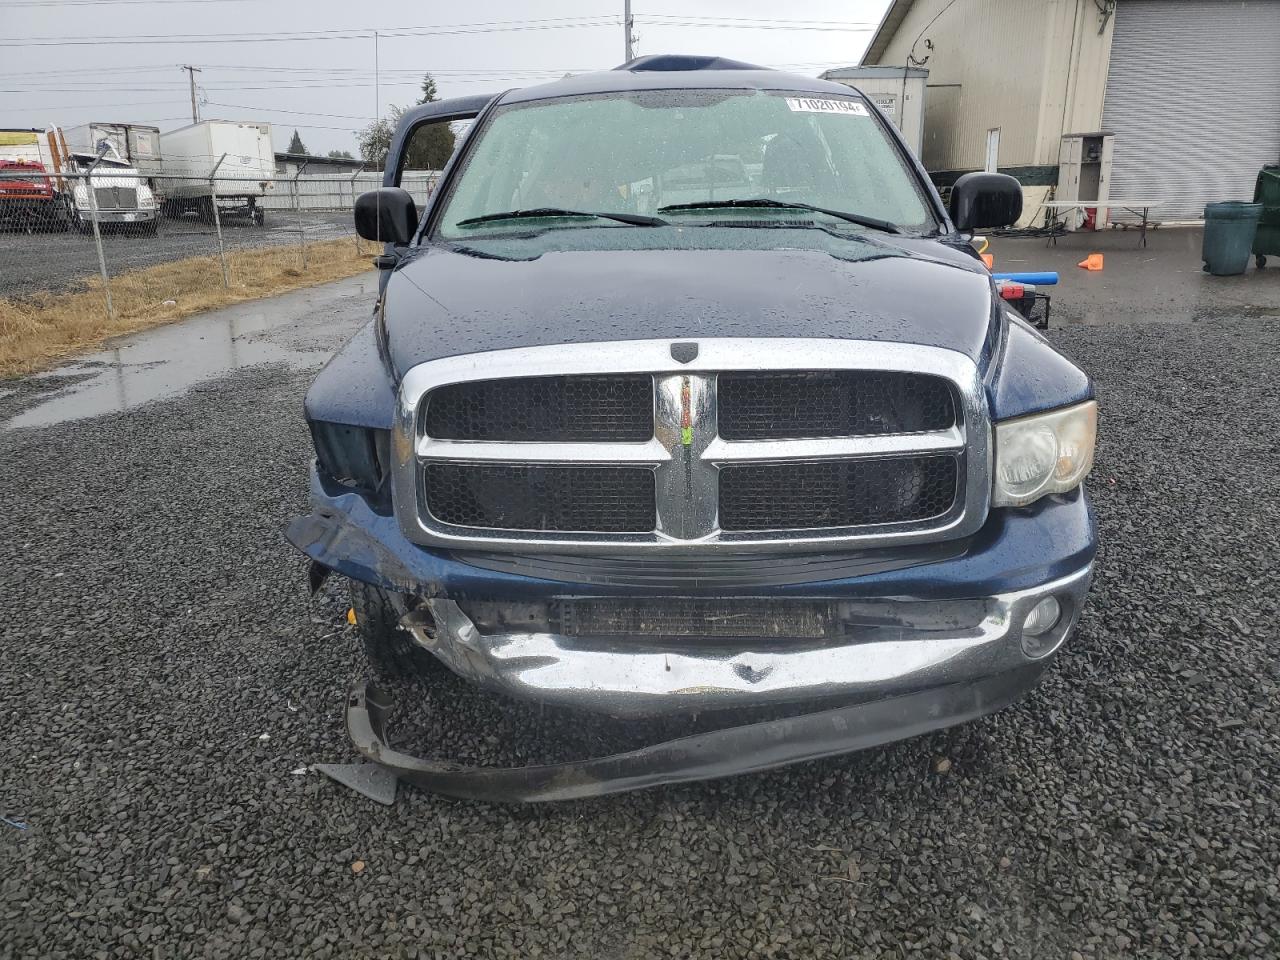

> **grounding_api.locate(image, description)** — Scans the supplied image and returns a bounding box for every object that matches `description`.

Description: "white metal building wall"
[1102,0,1280,221]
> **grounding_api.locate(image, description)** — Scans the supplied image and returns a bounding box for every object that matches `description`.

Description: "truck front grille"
[425,463,656,532]
[718,371,955,439]
[94,186,137,210]
[718,456,959,532]
[425,374,653,442]
[396,339,989,551]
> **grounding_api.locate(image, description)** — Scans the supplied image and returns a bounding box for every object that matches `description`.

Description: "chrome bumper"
[84,210,156,223]
[402,565,1093,719]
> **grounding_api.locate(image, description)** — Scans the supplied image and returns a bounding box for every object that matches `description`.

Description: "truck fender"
[304,317,398,430]
[988,313,1093,420]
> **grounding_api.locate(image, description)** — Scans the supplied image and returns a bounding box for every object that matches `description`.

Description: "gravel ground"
[2,302,1278,959]
[0,210,353,299]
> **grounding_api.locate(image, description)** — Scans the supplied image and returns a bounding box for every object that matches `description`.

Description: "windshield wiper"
[455,207,668,228]
[657,198,900,234]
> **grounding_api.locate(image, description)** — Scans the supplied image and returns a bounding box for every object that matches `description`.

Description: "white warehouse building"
[858,0,1280,222]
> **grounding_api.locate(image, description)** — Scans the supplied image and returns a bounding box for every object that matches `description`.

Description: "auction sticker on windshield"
[784,98,869,117]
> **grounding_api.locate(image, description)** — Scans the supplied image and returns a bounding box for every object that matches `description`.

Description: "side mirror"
[949,172,1023,230]
[354,187,417,244]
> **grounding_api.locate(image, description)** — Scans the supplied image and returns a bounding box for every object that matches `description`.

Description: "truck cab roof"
[499,54,866,106]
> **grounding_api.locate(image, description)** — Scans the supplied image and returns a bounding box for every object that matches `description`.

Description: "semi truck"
[159,120,274,225]
[60,144,158,234]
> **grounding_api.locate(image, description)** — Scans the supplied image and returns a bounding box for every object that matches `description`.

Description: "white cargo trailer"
[62,122,163,179]
[819,66,928,159]
[160,120,274,225]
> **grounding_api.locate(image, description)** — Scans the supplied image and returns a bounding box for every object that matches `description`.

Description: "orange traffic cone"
[980,253,994,269]
[1077,253,1104,271]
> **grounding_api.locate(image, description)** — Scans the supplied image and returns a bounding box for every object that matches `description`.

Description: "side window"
[397,119,473,208]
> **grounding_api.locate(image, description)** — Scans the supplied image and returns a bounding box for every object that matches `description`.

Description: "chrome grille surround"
[394,339,991,554]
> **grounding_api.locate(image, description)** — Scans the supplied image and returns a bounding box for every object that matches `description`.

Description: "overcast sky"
[2,0,891,156]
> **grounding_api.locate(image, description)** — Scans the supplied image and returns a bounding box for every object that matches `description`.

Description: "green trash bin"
[1202,201,1262,276]
[1252,164,1280,269]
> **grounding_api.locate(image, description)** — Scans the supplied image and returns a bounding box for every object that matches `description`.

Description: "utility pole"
[182,65,202,123]
[624,0,634,61]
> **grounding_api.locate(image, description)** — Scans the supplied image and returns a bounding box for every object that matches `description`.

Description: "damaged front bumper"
[290,467,1096,799]
[402,566,1091,717]
[343,664,1050,802]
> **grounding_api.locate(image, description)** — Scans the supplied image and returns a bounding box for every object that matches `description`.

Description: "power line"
[0,12,884,47]
[1,60,843,80]
[637,19,876,32]
[0,68,573,85]
[0,15,621,47]
[0,69,574,85]
[640,14,879,26]
[203,117,361,132]
[3,97,191,112]
[204,101,383,122]
[0,65,179,78]
[0,77,560,93]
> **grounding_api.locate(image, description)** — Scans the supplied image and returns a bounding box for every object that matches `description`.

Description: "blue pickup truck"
[288,56,1097,802]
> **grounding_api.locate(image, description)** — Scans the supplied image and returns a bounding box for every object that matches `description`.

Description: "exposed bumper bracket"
[336,667,1046,803]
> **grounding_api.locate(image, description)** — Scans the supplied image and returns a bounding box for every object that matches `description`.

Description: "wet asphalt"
[2,265,1279,958]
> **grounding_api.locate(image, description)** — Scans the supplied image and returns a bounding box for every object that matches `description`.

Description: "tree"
[358,114,395,168]
[327,149,354,160]
[356,73,456,171]
[409,72,456,169]
[287,129,308,155]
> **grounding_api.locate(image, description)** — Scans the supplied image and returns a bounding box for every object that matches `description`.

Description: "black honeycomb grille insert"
[718,371,955,440]
[719,456,959,531]
[425,375,653,442]
[425,463,655,532]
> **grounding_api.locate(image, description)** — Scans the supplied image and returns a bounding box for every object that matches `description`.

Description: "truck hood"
[381,237,997,377]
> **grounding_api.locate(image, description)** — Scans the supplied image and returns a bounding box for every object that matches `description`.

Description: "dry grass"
[0,237,376,377]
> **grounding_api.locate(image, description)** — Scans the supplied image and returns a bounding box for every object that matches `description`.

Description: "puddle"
[3,276,371,430]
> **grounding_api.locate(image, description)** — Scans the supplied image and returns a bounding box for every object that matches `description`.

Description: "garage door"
[1102,0,1280,221]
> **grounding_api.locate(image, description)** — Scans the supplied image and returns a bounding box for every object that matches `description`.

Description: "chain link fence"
[0,167,440,317]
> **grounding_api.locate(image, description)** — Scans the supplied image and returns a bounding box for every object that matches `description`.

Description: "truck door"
[374,94,495,295]
[228,123,269,177]
[383,94,493,189]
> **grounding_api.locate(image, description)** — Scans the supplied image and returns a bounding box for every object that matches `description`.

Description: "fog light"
[1021,596,1062,658]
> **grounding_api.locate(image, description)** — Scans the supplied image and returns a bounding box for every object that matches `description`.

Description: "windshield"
[70,156,131,171]
[434,88,936,241]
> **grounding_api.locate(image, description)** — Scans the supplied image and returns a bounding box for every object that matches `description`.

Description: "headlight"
[993,400,1096,507]
[138,187,155,208]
